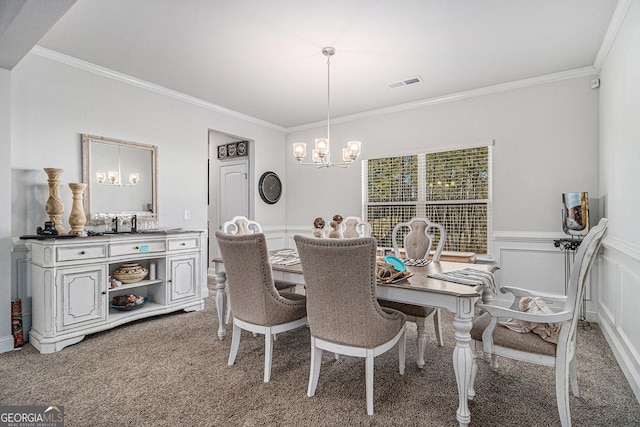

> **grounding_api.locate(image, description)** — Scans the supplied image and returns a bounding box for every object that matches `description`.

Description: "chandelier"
[292,47,361,168]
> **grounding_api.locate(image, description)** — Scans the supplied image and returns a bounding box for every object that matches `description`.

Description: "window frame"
[362,141,493,256]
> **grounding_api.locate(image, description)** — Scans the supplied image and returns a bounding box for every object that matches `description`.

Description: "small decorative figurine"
[328,214,343,238]
[313,217,326,238]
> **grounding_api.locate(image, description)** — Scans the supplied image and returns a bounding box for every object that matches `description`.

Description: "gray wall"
[1,68,13,352]
[10,53,288,238]
[285,76,600,234]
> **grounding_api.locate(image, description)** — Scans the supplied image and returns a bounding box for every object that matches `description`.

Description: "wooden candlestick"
[68,183,87,235]
[44,168,66,234]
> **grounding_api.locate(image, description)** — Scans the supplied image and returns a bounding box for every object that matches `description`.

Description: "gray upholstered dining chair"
[222,215,298,294]
[215,231,307,383]
[470,218,608,427]
[294,235,406,416]
[378,217,446,368]
[340,216,371,238]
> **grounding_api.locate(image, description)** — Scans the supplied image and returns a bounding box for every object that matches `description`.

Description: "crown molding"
[594,0,633,71]
[30,45,603,135]
[287,66,599,133]
[30,46,286,133]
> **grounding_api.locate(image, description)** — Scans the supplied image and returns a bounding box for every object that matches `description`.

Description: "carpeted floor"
[1,286,638,426]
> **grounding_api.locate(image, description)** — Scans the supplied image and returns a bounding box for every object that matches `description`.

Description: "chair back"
[561,218,609,345]
[223,216,262,235]
[341,216,372,238]
[392,217,446,260]
[215,231,294,326]
[294,235,404,348]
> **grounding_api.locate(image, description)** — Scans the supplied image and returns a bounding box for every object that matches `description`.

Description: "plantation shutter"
[364,144,492,254]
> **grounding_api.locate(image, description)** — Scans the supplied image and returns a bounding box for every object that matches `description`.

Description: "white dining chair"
[340,216,371,238]
[378,217,446,368]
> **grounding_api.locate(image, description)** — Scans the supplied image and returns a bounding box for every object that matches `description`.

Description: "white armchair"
[470,218,609,427]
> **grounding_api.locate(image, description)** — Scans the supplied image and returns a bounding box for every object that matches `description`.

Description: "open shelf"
[108,278,163,292]
[108,300,165,322]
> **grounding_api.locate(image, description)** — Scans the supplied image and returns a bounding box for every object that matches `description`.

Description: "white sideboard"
[28,230,208,353]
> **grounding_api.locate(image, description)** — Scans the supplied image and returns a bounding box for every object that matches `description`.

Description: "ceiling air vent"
[387,76,423,89]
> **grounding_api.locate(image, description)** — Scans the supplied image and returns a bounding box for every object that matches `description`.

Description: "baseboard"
[0,335,15,354]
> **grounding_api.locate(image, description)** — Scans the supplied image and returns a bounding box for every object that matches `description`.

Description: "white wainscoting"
[598,238,640,403]
[486,231,579,310]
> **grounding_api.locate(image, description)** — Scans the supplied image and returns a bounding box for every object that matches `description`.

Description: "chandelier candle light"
[292,47,361,168]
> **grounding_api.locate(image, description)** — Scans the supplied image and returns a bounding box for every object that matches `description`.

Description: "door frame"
[207,131,253,273]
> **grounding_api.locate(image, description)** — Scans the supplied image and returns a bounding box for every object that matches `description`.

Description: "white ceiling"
[3,0,621,128]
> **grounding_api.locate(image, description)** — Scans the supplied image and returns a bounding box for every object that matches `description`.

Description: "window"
[364,144,492,255]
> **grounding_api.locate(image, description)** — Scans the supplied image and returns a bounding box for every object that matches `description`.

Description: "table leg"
[214,271,227,340]
[452,297,477,427]
[482,286,494,305]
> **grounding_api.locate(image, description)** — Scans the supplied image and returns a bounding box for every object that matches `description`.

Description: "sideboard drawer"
[57,245,107,262]
[168,236,200,251]
[110,240,166,257]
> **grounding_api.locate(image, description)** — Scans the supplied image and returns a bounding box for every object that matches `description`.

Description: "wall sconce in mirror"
[562,192,589,236]
[94,171,140,186]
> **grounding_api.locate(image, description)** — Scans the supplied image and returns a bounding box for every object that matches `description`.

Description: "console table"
[27,230,208,353]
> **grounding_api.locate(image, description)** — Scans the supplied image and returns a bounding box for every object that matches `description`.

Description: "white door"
[219,161,249,229]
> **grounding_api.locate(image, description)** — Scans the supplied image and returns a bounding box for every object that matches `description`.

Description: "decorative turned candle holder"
[68,183,87,235]
[44,168,66,234]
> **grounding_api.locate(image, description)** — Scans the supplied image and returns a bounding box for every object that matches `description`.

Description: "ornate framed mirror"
[82,134,158,224]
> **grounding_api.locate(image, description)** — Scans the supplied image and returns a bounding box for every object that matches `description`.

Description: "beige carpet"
[1,288,638,426]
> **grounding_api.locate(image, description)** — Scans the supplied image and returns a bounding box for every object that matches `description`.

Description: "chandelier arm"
[296,160,350,168]
[326,51,331,163]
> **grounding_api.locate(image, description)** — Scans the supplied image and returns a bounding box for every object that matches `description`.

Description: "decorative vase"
[68,183,87,235]
[44,168,66,234]
[113,262,149,284]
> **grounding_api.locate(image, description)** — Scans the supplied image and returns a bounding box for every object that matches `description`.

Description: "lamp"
[292,47,362,168]
[129,172,140,184]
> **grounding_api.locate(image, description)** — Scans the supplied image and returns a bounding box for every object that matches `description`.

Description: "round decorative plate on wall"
[258,171,282,204]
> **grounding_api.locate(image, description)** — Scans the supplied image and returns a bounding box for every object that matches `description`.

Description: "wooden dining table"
[211,254,498,427]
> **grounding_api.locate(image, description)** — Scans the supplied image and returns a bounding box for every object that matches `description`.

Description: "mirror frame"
[82,134,158,224]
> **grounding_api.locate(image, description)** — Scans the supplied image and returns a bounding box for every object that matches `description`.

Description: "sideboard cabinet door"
[57,265,108,331]
[168,254,199,303]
